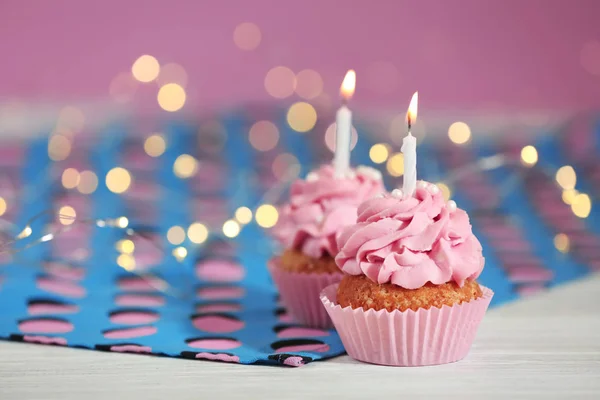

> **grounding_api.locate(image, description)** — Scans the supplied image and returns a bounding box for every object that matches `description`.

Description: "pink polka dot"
[275,344,330,353]
[579,248,600,260]
[19,318,74,334]
[192,315,244,333]
[110,311,159,325]
[56,247,90,262]
[204,241,236,257]
[539,205,574,219]
[123,149,154,171]
[117,277,165,292]
[195,352,240,363]
[195,211,230,224]
[278,312,294,324]
[195,198,224,210]
[127,181,160,200]
[115,294,165,307]
[130,251,163,270]
[23,335,67,346]
[197,286,245,300]
[52,223,90,239]
[37,277,86,298]
[129,238,163,269]
[479,224,521,238]
[259,175,278,187]
[0,145,24,166]
[193,163,224,186]
[28,303,79,315]
[196,303,241,313]
[500,254,540,266]
[43,263,86,281]
[187,338,241,350]
[52,237,89,255]
[128,205,158,227]
[283,356,305,366]
[103,326,157,339]
[568,232,599,246]
[196,259,245,282]
[506,266,553,284]
[110,344,152,353]
[495,238,531,252]
[516,284,546,297]
[277,327,329,338]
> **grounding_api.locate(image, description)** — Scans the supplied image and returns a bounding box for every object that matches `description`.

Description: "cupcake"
[321,181,493,366]
[268,164,385,328]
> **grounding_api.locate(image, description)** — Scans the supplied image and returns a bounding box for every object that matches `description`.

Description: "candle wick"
[407,116,412,132]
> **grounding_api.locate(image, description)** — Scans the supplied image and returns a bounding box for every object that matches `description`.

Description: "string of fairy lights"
[0,133,591,250]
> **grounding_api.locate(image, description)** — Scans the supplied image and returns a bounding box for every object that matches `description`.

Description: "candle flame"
[340,70,356,100]
[406,91,418,125]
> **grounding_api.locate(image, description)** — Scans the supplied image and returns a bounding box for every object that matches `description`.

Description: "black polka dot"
[10,333,67,347]
[95,343,144,351]
[270,339,326,351]
[116,274,164,286]
[18,316,70,324]
[185,336,238,344]
[274,307,286,316]
[27,297,74,307]
[195,300,240,309]
[273,324,293,334]
[8,334,24,342]
[180,351,235,359]
[108,308,159,318]
[190,312,240,320]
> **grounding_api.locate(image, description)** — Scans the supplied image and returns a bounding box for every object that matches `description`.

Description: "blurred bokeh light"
[287,102,317,132]
[233,22,262,51]
[265,66,296,99]
[249,121,279,152]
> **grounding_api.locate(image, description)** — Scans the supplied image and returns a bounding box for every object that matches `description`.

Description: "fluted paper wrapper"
[321,283,493,366]
[268,258,343,329]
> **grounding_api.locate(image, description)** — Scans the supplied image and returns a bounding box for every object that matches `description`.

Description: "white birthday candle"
[402,92,419,197]
[333,70,356,178]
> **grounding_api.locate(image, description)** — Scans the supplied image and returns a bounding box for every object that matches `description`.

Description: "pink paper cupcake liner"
[321,283,493,366]
[268,258,343,329]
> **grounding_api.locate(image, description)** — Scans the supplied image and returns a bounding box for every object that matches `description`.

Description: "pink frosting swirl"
[335,182,484,289]
[272,164,385,258]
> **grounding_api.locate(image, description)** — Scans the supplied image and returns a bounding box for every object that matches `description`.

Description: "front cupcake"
[269,164,385,328]
[321,182,493,366]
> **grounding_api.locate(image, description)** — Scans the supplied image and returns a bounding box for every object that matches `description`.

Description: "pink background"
[1,0,600,114]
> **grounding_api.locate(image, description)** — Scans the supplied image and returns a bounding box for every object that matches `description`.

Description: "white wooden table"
[1,275,599,399]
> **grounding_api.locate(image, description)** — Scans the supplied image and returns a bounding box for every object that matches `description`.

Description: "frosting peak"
[272,164,385,258]
[335,181,484,289]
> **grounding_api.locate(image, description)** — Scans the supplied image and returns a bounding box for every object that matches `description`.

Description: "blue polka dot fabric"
[0,111,599,366]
